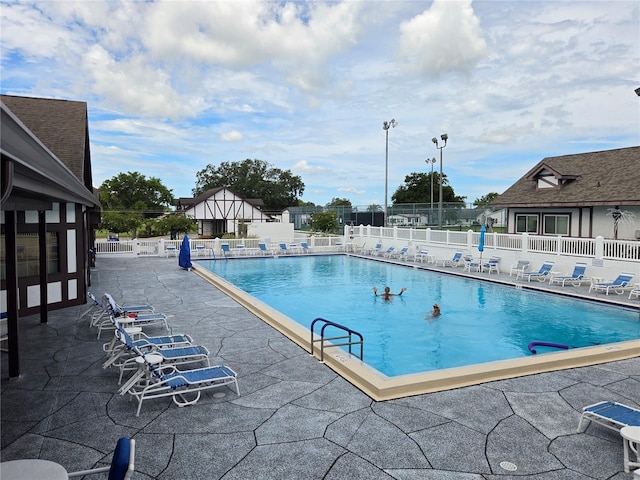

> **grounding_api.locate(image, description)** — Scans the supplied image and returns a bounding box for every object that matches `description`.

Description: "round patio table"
[0,459,67,480]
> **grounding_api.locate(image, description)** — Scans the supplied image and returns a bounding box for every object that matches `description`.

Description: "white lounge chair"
[509,260,530,277]
[578,401,640,432]
[516,261,555,282]
[549,262,588,287]
[589,273,635,295]
[435,251,463,267]
[125,361,239,416]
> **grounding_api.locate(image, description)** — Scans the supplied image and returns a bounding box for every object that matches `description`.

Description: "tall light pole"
[425,157,436,224]
[383,119,398,226]
[432,133,448,229]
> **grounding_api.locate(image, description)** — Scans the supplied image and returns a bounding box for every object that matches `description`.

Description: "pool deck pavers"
[2,255,639,479]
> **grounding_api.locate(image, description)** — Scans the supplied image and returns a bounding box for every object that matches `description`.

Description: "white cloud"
[397,0,487,76]
[220,130,243,142]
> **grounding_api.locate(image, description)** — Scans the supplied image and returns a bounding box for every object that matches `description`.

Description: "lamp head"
[390,119,398,128]
[383,121,389,130]
[432,137,438,146]
[441,133,448,143]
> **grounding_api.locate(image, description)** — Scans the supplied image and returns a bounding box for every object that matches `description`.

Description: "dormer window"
[527,166,578,190]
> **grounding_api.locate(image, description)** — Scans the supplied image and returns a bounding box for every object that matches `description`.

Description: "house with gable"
[175,186,273,237]
[491,146,640,239]
[2,95,101,376]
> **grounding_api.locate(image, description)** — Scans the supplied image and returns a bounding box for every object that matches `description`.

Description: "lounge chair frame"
[126,362,239,416]
[577,401,640,432]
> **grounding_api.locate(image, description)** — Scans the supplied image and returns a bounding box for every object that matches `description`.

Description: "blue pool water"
[198,255,640,377]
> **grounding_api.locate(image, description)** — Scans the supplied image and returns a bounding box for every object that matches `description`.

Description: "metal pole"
[430,161,434,214]
[384,128,388,227]
[438,148,443,229]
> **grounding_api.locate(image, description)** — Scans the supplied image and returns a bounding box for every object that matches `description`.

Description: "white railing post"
[556,236,562,256]
[595,236,604,260]
[426,228,432,245]
[214,237,221,255]
[467,229,474,251]
[133,240,140,256]
[521,233,529,254]
[159,239,165,256]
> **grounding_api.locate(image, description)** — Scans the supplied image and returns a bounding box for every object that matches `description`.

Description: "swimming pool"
[196,255,640,378]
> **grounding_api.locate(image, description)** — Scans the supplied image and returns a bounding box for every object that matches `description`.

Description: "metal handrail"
[310,317,363,362]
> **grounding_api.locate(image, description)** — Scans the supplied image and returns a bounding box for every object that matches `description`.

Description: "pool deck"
[2,255,639,479]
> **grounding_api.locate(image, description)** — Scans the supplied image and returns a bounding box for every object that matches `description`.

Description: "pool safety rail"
[310,318,363,362]
[528,341,571,354]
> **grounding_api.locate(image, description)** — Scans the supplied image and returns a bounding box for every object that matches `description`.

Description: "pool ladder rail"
[310,318,363,362]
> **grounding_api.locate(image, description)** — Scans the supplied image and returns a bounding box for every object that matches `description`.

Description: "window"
[543,215,569,236]
[516,215,538,233]
[0,232,59,280]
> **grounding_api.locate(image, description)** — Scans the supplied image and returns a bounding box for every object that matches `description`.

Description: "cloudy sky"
[1,0,638,208]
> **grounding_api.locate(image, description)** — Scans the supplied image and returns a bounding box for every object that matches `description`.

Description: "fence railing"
[95,227,640,265]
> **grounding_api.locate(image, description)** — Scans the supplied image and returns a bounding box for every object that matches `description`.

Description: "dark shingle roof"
[1,94,92,188]
[492,146,640,207]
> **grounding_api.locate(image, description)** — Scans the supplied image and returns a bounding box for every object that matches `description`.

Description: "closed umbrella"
[478,225,486,265]
[178,234,192,270]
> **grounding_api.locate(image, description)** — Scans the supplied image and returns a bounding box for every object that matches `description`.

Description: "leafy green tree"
[153,214,197,237]
[392,172,465,205]
[193,159,304,211]
[367,204,382,212]
[311,211,338,233]
[99,172,174,216]
[99,211,143,237]
[326,197,352,207]
[474,192,500,209]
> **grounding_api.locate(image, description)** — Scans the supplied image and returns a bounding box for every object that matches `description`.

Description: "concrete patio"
[1,255,639,479]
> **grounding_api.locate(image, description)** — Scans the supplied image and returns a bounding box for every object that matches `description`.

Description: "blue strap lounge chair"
[481,256,501,274]
[382,246,395,258]
[220,243,231,258]
[549,262,588,287]
[68,437,135,480]
[115,328,210,385]
[589,273,635,295]
[577,401,640,432]
[279,243,290,254]
[516,261,555,282]
[126,362,239,416]
[435,251,463,267]
[258,242,271,255]
[369,243,383,256]
[300,241,310,253]
[393,246,410,260]
[103,324,195,368]
[88,292,155,328]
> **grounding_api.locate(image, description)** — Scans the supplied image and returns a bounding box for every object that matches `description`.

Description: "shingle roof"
[492,146,640,207]
[0,94,92,188]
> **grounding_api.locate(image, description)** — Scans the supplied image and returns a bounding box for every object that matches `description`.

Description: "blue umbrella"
[478,225,486,265]
[178,234,192,270]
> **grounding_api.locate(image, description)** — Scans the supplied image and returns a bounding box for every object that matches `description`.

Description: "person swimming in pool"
[373,286,406,300]
[431,303,441,317]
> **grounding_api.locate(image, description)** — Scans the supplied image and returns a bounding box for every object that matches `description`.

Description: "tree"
[391,171,465,205]
[193,159,304,211]
[99,211,144,236]
[474,193,500,209]
[326,197,352,207]
[99,171,174,237]
[311,211,338,233]
[99,172,174,216]
[367,204,382,212]
[153,214,197,238]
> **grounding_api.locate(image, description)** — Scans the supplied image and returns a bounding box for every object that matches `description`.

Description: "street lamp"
[383,119,398,226]
[432,133,448,229]
[425,157,436,224]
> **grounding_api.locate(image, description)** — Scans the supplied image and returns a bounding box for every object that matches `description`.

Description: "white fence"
[94,227,640,280]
